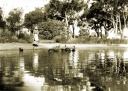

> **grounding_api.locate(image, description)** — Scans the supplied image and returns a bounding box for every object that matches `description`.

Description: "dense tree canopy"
[24,8,44,32]
[38,19,65,39]
[44,0,63,20]
[45,0,86,20]
[44,0,86,38]
[1,0,128,40]
[6,8,23,34]
[0,8,6,29]
[81,0,128,38]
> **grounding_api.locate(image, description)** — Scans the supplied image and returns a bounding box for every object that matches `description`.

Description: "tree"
[62,0,86,38]
[81,1,111,38]
[0,8,6,29]
[44,0,63,20]
[103,0,128,38]
[44,0,86,38]
[24,8,44,33]
[6,8,23,34]
[83,0,128,38]
[38,19,65,39]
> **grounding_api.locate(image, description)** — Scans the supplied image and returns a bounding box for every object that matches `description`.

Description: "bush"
[54,37,61,43]
[0,30,33,43]
[18,33,25,39]
[54,35,68,43]
[79,29,89,37]
[41,30,53,40]
[39,19,65,40]
[22,33,33,43]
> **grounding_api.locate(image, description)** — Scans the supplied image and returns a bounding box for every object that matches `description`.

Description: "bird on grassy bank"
[19,47,23,52]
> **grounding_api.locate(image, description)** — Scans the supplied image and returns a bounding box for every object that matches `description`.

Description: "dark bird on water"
[19,48,23,52]
[72,46,75,52]
[61,45,75,52]
[48,45,60,53]
[61,45,70,52]
[33,44,38,47]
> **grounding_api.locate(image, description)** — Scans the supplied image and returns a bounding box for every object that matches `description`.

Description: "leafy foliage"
[44,0,86,20]
[0,8,6,29]
[24,8,44,32]
[44,0,63,20]
[79,29,89,37]
[82,0,128,38]
[6,8,23,34]
[39,19,65,39]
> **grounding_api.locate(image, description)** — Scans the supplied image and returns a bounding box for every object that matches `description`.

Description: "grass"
[66,37,128,44]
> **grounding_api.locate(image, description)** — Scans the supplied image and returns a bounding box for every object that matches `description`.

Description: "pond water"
[0,47,128,91]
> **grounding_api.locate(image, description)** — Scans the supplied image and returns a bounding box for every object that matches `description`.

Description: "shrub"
[0,29,33,43]
[54,35,68,43]
[79,29,89,37]
[41,30,53,40]
[18,33,25,39]
[23,33,33,43]
[39,19,65,40]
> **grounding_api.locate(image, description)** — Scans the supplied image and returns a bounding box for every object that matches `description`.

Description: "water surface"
[0,47,128,91]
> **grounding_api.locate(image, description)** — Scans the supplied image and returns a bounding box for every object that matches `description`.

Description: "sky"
[0,0,50,17]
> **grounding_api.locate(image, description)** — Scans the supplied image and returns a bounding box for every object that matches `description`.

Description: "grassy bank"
[67,37,128,44]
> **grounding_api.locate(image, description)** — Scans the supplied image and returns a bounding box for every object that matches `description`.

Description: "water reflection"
[33,52,39,72]
[1,48,128,90]
[0,52,24,90]
[23,50,45,91]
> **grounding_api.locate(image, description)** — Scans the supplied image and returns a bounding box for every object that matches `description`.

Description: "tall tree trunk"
[65,13,70,38]
[123,12,126,28]
[65,13,69,27]
[112,15,118,38]
[72,24,75,38]
[115,16,118,35]
[118,15,122,38]
[101,28,102,38]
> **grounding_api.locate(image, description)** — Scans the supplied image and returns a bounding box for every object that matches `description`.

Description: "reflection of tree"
[33,51,39,72]
[0,54,24,87]
[68,50,84,79]
[48,52,61,68]
[19,53,24,77]
[18,53,24,82]
[46,52,65,84]
[61,52,69,75]
[69,50,79,69]
[44,48,128,91]
[84,49,128,91]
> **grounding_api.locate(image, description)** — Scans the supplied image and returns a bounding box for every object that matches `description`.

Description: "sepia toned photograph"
[0,0,128,91]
